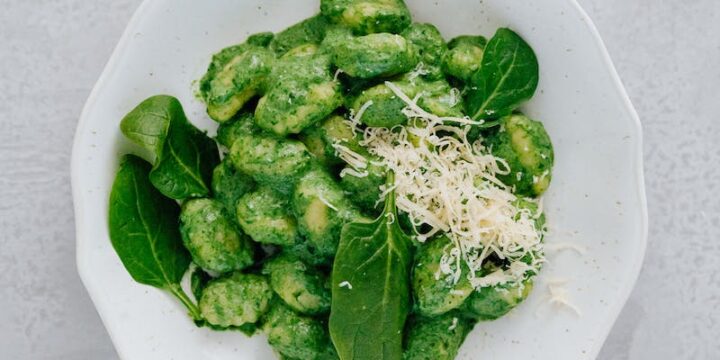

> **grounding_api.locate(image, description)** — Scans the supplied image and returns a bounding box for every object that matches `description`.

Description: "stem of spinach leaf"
[169,284,202,321]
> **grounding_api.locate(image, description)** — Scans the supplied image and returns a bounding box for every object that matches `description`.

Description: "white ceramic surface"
[71,0,647,359]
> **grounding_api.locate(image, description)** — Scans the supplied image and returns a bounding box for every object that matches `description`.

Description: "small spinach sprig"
[465,28,539,121]
[108,155,201,321]
[329,173,413,360]
[120,95,219,199]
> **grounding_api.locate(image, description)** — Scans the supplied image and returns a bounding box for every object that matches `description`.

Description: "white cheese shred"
[338,281,353,289]
[406,62,430,81]
[318,193,339,212]
[333,82,547,289]
[333,69,342,82]
[546,281,581,316]
[339,167,369,179]
[448,317,459,331]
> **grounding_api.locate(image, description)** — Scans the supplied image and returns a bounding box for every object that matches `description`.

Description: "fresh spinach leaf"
[108,154,201,320]
[465,28,539,120]
[190,264,211,302]
[120,95,220,199]
[329,173,413,360]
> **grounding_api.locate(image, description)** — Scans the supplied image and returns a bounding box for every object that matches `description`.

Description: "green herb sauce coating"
[351,80,414,127]
[292,167,364,260]
[300,114,362,166]
[179,199,255,274]
[200,45,275,122]
[229,130,312,194]
[412,236,474,316]
[255,51,343,136]
[269,15,330,55]
[263,301,337,360]
[211,158,255,218]
[442,35,487,82]
[350,77,462,127]
[215,112,259,149]
[403,312,474,360]
[339,160,386,214]
[199,273,273,327]
[263,253,331,315]
[321,0,411,35]
[235,186,300,247]
[333,33,418,79]
[402,23,447,80]
[299,126,335,167]
[247,32,275,47]
[462,279,533,321]
[485,113,554,197]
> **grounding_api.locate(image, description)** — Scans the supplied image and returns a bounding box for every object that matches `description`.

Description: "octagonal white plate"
[72,0,647,359]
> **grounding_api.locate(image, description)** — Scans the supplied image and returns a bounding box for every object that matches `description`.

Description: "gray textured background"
[0,0,718,359]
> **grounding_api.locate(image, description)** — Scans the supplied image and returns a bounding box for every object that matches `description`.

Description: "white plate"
[72,0,648,359]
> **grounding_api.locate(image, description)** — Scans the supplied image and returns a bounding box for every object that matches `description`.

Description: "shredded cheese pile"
[334,81,545,289]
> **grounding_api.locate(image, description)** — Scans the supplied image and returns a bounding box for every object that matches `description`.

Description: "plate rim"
[564,1,648,357]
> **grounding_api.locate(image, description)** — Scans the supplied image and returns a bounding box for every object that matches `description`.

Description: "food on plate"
[320,0,412,35]
[332,33,419,79]
[198,272,273,328]
[292,167,365,262]
[228,124,312,194]
[179,198,255,273]
[485,114,554,197]
[262,253,332,316]
[263,300,338,359]
[210,158,255,218]
[254,46,343,136]
[442,35,487,83]
[107,1,553,358]
[119,95,220,199]
[403,312,474,360]
[235,185,300,247]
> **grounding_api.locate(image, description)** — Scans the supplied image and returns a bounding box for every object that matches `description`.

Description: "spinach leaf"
[120,95,220,199]
[190,264,211,301]
[329,173,412,360]
[465,28,539,120]
[108,155,201,320]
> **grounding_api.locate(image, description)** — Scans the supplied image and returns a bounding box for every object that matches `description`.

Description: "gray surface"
[0,0,717,359]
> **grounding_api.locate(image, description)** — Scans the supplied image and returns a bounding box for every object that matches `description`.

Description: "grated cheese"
[339,167,369,179]
[333,143,367,170]
[333,68,344,82]
[318,193,339,212]
[350,99,373,134]
[339,281,353,289]
[406,62,430,81]
[333,82,546,289]
[448,317,459,331]
[546,280,581,316]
